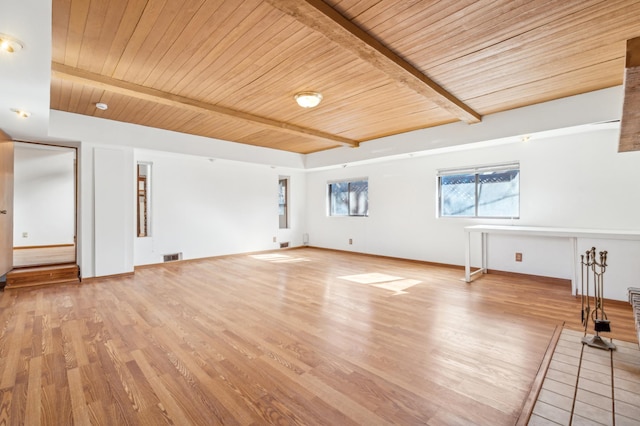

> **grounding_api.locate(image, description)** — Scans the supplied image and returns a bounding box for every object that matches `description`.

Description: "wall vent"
[280,242,289,248]
[163,252,182,262]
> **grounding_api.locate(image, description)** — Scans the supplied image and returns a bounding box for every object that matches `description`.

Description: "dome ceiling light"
[294,91,323,108]
[10,108,30,118]
[0,33,24,53]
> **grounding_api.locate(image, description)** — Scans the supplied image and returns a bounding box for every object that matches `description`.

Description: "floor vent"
[280,242,289,248]
[163,253,182,262]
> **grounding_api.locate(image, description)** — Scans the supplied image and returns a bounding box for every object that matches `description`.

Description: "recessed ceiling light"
[95,102,108,111]
[10,108,30,118]
[294,91,323,108]
[0,34,23,53]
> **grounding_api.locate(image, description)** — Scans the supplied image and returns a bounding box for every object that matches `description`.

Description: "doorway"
[12,142,77,268]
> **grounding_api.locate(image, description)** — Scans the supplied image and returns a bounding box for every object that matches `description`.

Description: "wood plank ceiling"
[50,0,640,154]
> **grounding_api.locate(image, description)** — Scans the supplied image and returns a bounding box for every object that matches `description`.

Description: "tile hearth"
[529,329,640,425]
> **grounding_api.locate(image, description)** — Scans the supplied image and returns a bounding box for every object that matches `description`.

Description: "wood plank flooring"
[0,248,636,425]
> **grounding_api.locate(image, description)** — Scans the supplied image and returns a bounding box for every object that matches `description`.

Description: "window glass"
[440,174,475,216]
[477,170,519,217]
[278,178,288,228]
[329,181,349,216]
[137,162,151,237]
[438,164,519,218]
[349,180,368,216]
[329,179,368,216]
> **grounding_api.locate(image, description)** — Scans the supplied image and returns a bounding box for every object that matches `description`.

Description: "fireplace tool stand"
[580,247,616,350]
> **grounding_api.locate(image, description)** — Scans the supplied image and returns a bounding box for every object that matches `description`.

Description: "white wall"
[277,172,307,248]
[47,87,639,300]
[94,147,134,276]
[49,110,305,169]
[74,143,134,278]
[305,127,640,301]
[49,111,305,278]
[133,149,306,266]
[305,87,623,169]
[13,143,75,246]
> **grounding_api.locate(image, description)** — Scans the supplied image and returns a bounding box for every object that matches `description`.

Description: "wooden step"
[5,263,80,289]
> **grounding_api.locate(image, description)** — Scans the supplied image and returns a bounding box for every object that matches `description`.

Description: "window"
[328,179,369,216]
[137,162,151,237]
[438,162,519,218]
[278,177,289,229]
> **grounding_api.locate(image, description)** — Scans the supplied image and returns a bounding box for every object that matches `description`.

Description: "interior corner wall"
[93,146,134,276]
[76,143,134,278]
[305,127,640,301]
[50,112,307,278]
[133,149,307,266]
[277,171,307,248]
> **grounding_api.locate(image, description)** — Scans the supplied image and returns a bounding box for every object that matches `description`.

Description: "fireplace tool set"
[580,247,616,350]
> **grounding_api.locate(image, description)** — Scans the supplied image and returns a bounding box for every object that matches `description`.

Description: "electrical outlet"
[515,252,523,262]
[349,238,353,245]
[22,232,28,238]
[273,236,277,243]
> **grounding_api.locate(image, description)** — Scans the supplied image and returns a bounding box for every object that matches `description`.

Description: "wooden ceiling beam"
[51,62,359,148]
[619,36,640,152]
[266,0,482,124]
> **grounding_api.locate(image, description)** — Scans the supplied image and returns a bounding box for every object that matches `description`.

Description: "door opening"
[12,142,77,269]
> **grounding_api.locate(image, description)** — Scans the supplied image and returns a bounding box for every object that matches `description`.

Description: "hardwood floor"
[0,248,636,425]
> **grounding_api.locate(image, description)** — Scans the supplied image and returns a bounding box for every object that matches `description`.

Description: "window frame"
[327,178,369,217]
[136,161,152,237]
[278,177,289,229]
[437,162,520,219]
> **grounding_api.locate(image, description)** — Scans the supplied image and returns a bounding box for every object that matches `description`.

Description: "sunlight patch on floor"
[339,273,422,295]
[250,253,310,263]
[372,279,422,295]
[339,273,403,284]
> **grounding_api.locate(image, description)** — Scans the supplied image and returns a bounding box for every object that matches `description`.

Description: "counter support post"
[464,230,488,282]
[465,231,471,282]
[571,237,578,296]
[482,232,488,273]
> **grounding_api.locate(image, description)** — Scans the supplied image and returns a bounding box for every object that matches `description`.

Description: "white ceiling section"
[0,0,52,141]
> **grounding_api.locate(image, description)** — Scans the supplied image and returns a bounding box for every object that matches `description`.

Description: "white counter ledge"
[463,225,640,292]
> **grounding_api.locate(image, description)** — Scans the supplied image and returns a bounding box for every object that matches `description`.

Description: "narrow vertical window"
[137,162,151,237]
[279,177,289,229]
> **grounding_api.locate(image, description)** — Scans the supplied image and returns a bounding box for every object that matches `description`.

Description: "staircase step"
[5,263,80,289]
